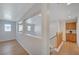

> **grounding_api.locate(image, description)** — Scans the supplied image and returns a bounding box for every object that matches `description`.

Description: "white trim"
[0,39,16,42]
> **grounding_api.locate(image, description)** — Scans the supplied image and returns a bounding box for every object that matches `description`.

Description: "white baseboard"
[0,39,16,42]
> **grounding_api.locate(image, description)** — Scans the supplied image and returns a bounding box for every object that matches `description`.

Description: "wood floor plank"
[0,40,29,55]
[50,42,79,55]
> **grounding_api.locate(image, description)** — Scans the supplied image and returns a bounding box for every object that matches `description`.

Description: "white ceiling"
[48,3,79,22]
[1,3,79,22]
[0,3,34,21]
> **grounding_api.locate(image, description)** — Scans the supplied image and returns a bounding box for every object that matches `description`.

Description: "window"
[18,21,23,32]
[18,24,23,32]
[4,24,11,32]
[27,26,31,31]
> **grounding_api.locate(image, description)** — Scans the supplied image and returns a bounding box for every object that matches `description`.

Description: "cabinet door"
[66,33,76,42]
[66,22,76,30]
[70,34,76,42]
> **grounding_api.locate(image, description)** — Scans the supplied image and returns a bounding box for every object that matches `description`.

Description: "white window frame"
[18,21,23,32]
[27,25,32,31]
[4,24,11,32]
[18,24,23,32]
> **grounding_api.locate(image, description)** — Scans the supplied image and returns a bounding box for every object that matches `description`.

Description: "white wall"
[60,21,66,41]
[0,20,16,41]
[49,21,58,37]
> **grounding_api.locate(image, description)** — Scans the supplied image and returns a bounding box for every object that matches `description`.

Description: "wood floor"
[50,42,79,55]
[0,40,29,55]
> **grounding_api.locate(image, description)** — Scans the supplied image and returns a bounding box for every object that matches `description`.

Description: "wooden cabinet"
[66,33,76,42]
[66,22,76,30]
[66,22,76,43]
